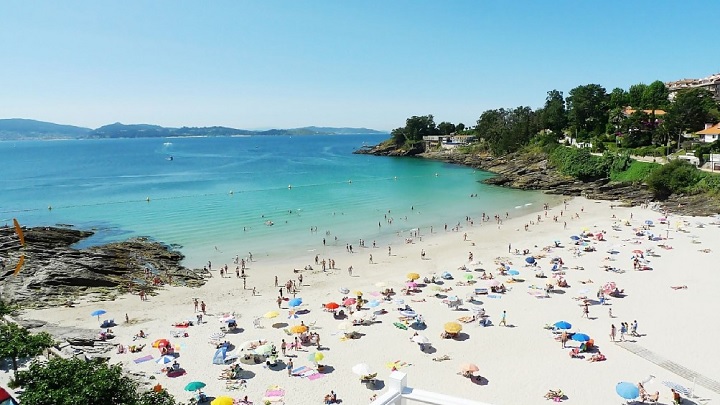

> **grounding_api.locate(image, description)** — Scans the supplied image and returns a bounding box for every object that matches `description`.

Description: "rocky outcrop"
[354,142,424,157]
[0,226,207,308]
[418,150,719,216]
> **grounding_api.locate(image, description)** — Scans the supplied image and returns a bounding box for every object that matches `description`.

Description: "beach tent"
[0,387,19,405]
[212,346,228,365]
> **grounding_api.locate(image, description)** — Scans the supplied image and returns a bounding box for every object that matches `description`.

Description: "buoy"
[394,176,397,180]
[348,180,352,184]
[146,197,151,202]
[435,173,439,177]
[229,190,234,195]
[48,205,52,210]
[288,185,292,189]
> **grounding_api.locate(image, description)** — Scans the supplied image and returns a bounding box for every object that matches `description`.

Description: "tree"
[437,121,456,135]
[390,115,438,146]
[540,90,567,136]
[0,298,13,317]
[17,357,180,405]
[0,322,54,380]
[666,88,720,134]
[475,107,538,155]
[627,83,647,108]
[646,159,700,199]
[608,88,628,110]
[567,84,609,138]
[642,80,670,111]
[456,123,466,132]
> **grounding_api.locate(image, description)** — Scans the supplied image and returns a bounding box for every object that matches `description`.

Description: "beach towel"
[265,388,286,397]
[393,322,408,330]
[488,294,502,299]
[307,372,325,381]
[133,355,154,364]
[291,366,311,376]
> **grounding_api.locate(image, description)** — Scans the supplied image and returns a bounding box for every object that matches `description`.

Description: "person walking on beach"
[610,324,617,342]
[277,296,283,308]
[275,276,278,287]
[200,301,206,314]
[281,339,287,356]
[388,246,392,256]
[235,266,240,278]
[369,254,373,264]
[348,266,353,276]
[619,322,627,341]
[582,303,589,318]
[243,277,247,289]
[499,310,507,327]
[287,358,294,376]
[560,330,568,348]
[193,298,199,312]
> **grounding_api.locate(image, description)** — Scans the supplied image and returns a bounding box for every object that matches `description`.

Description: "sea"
[0,135,558,268]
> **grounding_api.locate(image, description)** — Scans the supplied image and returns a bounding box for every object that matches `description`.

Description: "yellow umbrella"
[444,322,462,334]
[308,351,324,362]
[211,396,234,405]
[263,311,279,319]
[289,324,308,334]
[353,290,363,296]
[406,272,420,281]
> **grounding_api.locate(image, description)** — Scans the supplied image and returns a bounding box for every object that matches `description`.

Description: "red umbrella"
[325,302,340,310]
[343,298,356,306]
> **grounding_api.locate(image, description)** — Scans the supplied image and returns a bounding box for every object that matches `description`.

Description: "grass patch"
[610,160,660,182]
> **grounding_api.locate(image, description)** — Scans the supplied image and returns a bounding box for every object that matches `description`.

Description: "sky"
[1,1,720,131]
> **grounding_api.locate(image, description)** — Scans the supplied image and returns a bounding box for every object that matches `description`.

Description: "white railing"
[369,371,496,405]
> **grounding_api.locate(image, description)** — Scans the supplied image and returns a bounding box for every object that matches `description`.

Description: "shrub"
[646,159,701,199]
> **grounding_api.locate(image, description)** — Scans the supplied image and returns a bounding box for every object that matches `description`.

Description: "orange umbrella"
[152,338,170,348]
[289,325,308,334]
[325,302,340,310]
[460,363,479,373]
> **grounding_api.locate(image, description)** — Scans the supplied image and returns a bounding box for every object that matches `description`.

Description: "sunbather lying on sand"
[578,279,594,284]
[671,285,688,290]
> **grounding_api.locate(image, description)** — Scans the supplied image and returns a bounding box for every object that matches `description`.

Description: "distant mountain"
[0,119,385,140]
[0,118,91,139]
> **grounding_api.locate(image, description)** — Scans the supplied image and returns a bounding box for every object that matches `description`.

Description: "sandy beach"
[9,196,720,404]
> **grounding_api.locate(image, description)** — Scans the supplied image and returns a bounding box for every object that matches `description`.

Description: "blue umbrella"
[571,333,590,342]
[525,257,535,264]
[645,220,653,225]
[570,235,580,240]
[288,298,303,308]
[367,300,380,308]
[554,321,572,330]
[616,381,640,400]
[507,269,520,276]
[91,309,106,320]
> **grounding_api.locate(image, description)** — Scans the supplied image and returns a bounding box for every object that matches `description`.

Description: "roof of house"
[697,123,720,135]
[623,107,667,116]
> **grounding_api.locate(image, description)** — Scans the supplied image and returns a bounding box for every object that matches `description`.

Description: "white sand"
[11,197,720,404]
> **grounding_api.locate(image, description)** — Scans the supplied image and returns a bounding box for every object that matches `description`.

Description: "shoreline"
[8,196,720,404]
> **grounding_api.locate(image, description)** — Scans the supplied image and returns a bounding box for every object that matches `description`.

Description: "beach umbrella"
[353,290,363,296]
[211,397,234,405]
[343,298,357,306]
[615,382,640,400]
[602,282,617,294]
[337,321,353,331]
[288,309,299,319]
[460,363,479,374]
[399,310,417,318]
[289,325,308,334]
[464,274,474,280]
[90,309,107,320]
[339,287,350,294]
[662,381,692,397]
[444,322,462,334]
[263,311,279,319]
[156,355,175,365]
[645,220,653,225]
[184,381,206,391]
[485,279,500,287]
[393,298,404,305]
[447,295,459,302]
[507,270,520,276]
[375,282,387,288]
[412,335,430,344]
[407,272,420,280]
[152,338,170,348]
[525,257,535,264]
[367,300,380,308]
[571,333,590,342]
[352,363,373,376]
[406,281,418,288]
[288,298,303,308]
[570,235,580,240]
[554,321,572,330]
[253,344,273,355]
[351,311,370,320]
[325,302,340,310]
[209,331,226,340]
[308,352,324,363]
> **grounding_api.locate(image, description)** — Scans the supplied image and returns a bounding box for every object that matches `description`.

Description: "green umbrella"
[253,344,274,355]
[464,274,474,280]
[184,381,206,391]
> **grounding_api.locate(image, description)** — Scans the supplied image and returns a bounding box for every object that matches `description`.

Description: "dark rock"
[0,226,207,308]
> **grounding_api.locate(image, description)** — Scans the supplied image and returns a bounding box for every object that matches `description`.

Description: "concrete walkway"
[615,341,720,395]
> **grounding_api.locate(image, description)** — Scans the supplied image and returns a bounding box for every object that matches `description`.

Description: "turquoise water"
[0,135,554,267]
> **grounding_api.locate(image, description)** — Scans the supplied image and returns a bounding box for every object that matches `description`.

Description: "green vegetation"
[610,161,660,182]
[0,322,55,380]
[17,357,179,405]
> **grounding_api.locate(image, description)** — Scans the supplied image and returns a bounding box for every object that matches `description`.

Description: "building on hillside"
[666,72,720,101]
[696,123,720,143]
[422,135,476,150]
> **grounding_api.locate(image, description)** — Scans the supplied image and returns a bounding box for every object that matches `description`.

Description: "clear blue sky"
[1,1,719,131]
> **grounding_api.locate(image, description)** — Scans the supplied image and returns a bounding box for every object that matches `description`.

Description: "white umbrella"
[209,332,226,340]
[339,287,350,294]
[351,311,369,320]
[352,363,373,376]
[411,335,430,344]
[485,279,500,287]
